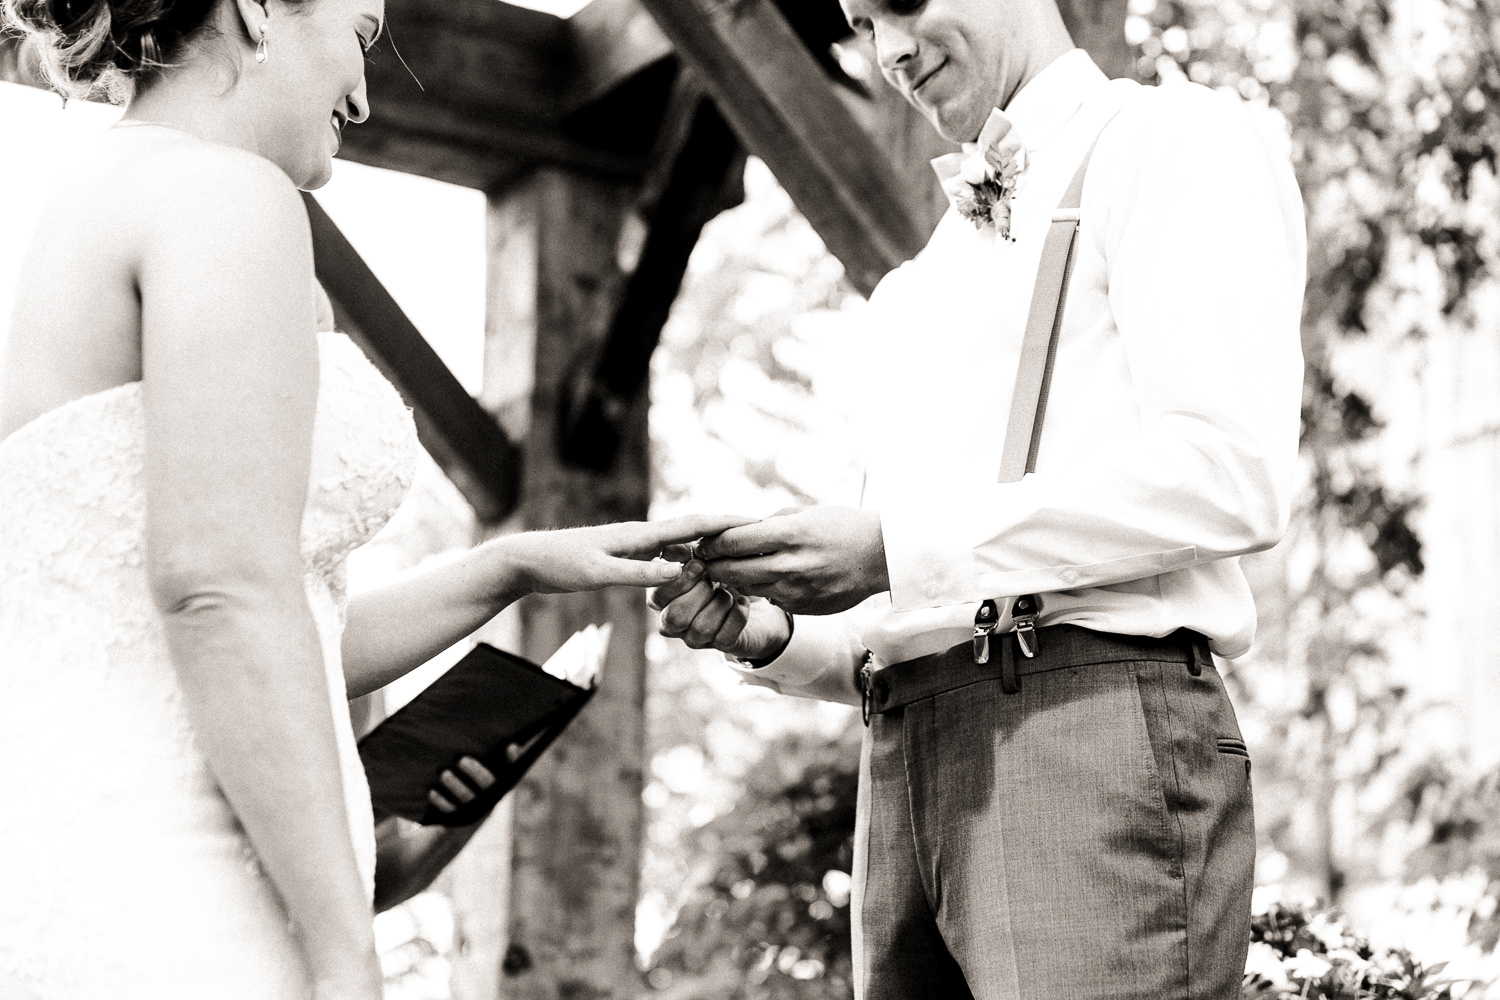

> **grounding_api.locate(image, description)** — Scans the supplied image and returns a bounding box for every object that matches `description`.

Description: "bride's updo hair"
[1,0,223,101]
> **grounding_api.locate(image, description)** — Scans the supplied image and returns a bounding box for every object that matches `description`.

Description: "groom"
[655,0,1305,997]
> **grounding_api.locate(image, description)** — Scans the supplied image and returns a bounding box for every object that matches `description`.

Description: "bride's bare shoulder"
[101,130,308,245]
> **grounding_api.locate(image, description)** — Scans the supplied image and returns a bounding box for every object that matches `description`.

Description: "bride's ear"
[228,0,271,55]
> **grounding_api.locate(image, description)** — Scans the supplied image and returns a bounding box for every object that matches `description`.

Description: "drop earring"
[255,24,268,63]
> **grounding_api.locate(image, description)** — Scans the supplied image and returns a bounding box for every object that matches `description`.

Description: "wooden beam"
[339,0,673,187]
[563,0,674,113]
[635,0,927,295]
[339,94,651,185]
[2,2,678,192]
[374,0,568,123]
[334,128,534,196]
[553,56,681,171]
[302,193,522,523]
[558,90,745,471]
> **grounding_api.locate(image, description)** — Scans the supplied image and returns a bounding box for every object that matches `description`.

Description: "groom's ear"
[227,0,271,53]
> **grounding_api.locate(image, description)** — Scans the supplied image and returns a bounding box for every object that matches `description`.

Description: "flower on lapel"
[931,109,1027,240]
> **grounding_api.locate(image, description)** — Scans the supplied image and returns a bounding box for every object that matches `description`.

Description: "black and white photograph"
[0,0,1496,997]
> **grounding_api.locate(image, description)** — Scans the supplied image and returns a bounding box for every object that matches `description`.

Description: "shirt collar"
[1001,48,1109,155]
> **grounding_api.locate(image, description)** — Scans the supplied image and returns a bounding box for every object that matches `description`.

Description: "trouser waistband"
[861,624,1213,723]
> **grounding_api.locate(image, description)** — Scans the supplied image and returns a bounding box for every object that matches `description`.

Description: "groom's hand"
[696,507,889,616]
[650,562,791,662]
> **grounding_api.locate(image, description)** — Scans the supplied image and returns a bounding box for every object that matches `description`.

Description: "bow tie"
[931,108,1028,240]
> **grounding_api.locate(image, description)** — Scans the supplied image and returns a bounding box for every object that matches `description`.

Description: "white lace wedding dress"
[0,331,416,999]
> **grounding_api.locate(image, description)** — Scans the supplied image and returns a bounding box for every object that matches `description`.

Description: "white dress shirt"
[736,50,1306,704]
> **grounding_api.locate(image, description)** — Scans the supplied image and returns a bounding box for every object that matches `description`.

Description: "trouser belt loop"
[999,633,1022,695]
[1188,635,1210,677]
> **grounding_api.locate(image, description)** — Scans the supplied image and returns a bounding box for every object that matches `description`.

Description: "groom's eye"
[885,0,926,14]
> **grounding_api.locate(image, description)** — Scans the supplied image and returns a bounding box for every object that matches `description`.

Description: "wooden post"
[447,169,650,1000]
[433,174,541,1000]
[558,92,746,471]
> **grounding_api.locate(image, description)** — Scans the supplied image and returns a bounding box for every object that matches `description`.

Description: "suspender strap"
[997,117,1118,484]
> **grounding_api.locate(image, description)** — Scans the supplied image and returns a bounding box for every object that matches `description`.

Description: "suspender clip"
[973,599,1000,664]
[1012,594,1042,658]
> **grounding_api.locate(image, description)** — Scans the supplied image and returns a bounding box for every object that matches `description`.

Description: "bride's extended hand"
[496,513,757,597]
[341,514,757,699]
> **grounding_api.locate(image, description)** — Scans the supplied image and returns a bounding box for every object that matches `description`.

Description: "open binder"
[358,626,609,827]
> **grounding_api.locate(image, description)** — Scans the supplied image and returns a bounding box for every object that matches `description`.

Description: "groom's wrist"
[741,605,794,668]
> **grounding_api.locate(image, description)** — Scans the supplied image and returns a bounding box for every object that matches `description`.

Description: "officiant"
[653,0,1306,996]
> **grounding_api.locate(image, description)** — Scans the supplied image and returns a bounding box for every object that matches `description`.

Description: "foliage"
[650,159,862,515]
[1244,898,1479,998]
[641,724,860,1000]
[1390,762,1500,951]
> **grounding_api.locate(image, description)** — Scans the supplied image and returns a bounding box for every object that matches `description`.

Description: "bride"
[0,0,740,997]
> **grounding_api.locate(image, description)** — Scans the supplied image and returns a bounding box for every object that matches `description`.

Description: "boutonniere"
[931,109,1027,240]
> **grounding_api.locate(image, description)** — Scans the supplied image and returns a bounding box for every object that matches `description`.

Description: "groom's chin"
[920,100,985,145]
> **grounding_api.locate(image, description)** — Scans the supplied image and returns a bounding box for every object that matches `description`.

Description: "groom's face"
[840,0,1029,143]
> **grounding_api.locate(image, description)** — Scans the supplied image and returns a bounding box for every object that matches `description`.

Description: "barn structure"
[2,1,1129,996]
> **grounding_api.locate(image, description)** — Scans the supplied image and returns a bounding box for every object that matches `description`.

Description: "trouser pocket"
[1216,737,1251,776]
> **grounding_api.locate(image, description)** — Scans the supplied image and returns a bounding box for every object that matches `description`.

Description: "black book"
[358,628,607,827]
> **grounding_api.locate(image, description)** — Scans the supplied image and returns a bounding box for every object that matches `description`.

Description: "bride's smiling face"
[247,0,383,189]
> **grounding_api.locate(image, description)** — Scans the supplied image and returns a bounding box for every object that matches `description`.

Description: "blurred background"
[4,0,1500,995]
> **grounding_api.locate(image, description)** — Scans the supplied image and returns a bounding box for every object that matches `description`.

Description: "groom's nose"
[874,18,920,78]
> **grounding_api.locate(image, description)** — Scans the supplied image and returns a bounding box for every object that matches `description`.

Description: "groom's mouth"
[912,60,946,98]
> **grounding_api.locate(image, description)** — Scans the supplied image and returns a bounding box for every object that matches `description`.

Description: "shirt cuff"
[880,501,981,611]
[724,614,864,705]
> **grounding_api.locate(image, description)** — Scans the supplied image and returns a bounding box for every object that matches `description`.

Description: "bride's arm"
[139,148,379,998]
[341,514,753,698]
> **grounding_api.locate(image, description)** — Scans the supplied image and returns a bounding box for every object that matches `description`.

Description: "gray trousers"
[852,627,1255,1000]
